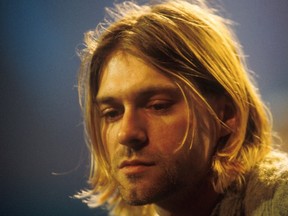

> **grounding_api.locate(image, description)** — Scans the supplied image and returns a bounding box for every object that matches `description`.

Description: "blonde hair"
[77,0,272,215]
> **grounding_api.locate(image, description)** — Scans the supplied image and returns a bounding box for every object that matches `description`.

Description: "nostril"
[118,130,148,150]
[128,138,148,151]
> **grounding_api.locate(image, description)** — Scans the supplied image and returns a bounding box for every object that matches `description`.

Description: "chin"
[119,181,180,207]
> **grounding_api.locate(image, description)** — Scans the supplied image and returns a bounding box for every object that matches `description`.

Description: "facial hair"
[110,148,190,206]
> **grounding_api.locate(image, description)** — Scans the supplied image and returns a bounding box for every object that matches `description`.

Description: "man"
[76,0,288,215]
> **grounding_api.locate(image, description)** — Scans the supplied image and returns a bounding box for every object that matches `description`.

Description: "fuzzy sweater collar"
[211,151,288,216]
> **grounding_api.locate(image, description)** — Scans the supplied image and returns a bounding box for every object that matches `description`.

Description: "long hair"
[76,1,272,215]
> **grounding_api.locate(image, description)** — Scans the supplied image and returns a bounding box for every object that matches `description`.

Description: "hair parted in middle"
[77,0,272,215]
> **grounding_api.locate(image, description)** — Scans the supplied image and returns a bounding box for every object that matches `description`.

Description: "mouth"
[118,160,155,175]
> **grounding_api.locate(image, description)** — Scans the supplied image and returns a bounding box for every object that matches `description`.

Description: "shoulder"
[213,150,288,216]
[244,150,288,215]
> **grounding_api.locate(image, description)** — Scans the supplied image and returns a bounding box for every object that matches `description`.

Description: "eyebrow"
[95,85,181,105]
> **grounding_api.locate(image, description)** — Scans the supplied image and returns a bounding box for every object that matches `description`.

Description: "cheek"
[151,114,189,154]
[101,123,119,159]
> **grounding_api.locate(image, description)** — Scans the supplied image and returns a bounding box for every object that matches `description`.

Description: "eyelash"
[100,109,122,122]
[147,101,173,112]
[100,100,173,122]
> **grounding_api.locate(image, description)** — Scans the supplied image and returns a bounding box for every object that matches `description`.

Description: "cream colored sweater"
[212,150,288,216]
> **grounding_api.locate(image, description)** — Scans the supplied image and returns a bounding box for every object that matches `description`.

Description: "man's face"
[96,52,216,205]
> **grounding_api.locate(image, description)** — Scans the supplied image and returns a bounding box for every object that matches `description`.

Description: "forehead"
[96,52,179,100]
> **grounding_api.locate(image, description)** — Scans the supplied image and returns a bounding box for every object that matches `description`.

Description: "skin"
[96,51,224,215]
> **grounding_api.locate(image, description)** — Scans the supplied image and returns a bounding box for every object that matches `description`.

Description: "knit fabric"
[211,150,288,216]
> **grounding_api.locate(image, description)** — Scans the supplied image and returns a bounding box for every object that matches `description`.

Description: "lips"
[118,160,155,176]
[119,160,155,169]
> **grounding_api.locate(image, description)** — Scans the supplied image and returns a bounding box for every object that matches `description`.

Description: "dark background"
[1,0,287,215]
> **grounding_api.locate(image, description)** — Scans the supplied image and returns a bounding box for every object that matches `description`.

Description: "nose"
[117,108,147,150]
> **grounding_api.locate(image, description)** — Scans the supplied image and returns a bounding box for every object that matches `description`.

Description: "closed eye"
[100,108,122,122]
[146,100,173,113]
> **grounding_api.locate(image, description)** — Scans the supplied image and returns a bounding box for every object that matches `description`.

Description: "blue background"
[1,0,287,215]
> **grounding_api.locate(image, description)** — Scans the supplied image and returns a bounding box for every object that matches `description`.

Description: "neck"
[154,178,221,216]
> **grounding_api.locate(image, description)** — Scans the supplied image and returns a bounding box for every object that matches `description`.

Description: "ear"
[218,96,237,137]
